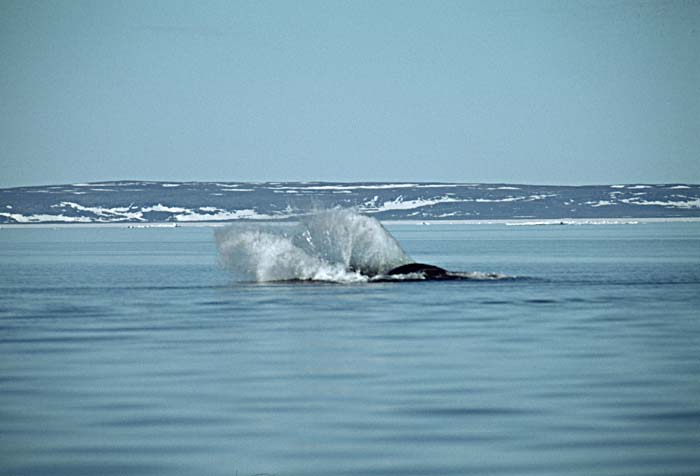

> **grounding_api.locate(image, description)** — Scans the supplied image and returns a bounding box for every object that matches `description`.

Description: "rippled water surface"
[1,223,699,476]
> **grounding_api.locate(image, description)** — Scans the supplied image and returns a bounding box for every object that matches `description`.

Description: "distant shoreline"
[4,182,699,224]
[2,217,700,229]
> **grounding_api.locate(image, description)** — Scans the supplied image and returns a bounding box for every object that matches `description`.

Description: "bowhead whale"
[364,262,478,281]
[386,263,451,279]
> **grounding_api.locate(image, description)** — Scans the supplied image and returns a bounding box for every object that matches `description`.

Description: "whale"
[364,262,468,281]
[386,262,452,279]
[376,262,507,281]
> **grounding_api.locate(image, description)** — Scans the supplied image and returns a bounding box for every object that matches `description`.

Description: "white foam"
[216,209,410,282]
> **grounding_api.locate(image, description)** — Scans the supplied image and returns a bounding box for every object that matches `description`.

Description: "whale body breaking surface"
[372,262,506,282]
[216,209,509,283]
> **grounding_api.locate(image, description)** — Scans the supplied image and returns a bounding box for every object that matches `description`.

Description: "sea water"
[1,219,699,476]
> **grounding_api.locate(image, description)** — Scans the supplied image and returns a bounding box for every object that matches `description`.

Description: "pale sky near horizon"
[1,0,698,188]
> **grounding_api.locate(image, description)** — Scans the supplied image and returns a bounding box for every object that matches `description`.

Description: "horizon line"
[2,179,699,190]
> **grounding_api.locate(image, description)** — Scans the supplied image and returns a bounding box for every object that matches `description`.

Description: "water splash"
[215,208,411,282]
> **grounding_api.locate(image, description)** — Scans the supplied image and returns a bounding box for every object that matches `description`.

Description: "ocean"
[1,217,699,476]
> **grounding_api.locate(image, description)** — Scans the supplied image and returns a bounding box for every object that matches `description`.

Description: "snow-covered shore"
[2,181,699,225]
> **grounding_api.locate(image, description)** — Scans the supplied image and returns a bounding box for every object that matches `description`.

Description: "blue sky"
[1,0,698,187]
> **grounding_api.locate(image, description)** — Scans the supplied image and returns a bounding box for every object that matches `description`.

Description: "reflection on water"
[1,224,699,476]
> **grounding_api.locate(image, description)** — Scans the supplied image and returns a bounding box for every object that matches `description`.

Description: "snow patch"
[475,197,522,203]
[526,194,558,201]
[471,194,555,203]
[0,212,93,223]
[274,184,419,191]
[142,204,189,213]
[620,198,700,209]
[364,195,465,212]
[173,208,280,221]
[54,202,145,221]
[272,183,470,191]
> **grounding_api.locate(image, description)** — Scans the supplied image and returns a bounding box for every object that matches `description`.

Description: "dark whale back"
[386,263,449,279]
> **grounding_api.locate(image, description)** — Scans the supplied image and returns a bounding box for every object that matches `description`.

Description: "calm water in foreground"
[1,223,699,476]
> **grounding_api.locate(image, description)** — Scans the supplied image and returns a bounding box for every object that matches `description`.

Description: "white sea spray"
[215,209,411,282]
